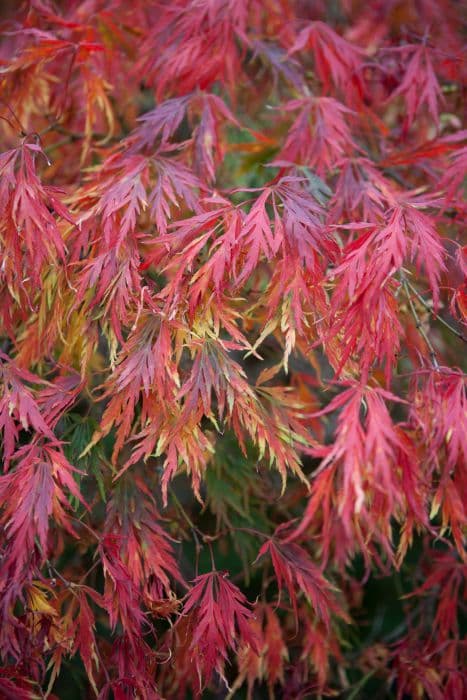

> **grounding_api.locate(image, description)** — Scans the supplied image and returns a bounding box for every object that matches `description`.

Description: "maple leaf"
[440,131,467,205]
[407,550,466,640]
[226,602,289,698]
[94,153,149,245]
[290,383,416,561]
[36,370,83,428]
[388,45,444,128]
[256,262,326,372]
[329,157,391,222]
[235,176,333,286]
[0,442,85,582]
[275,97,357,175]
[192,93,241,182]
[187,207,243,302]
[132,95,192,151]
[235,187,276,282]
[100,634,161,700]
[329,273,403,383]
[274,175,335,263]
[251,39,305,90]
[74,240,142,340]
[0,353,55,467]
[389,633,458,700]
[99,534,147,645]
[180,570,259,690]
[105,477,186,603]
[69,590,102,694]
[289,21,364,98]
[411,370,466,473]
[0,142,72,290]
[149,154,201,234]
[88,312,180,464]
[136,0,249,98]
[255,534,345,627]
[0,669,39,700]
[410,370,466,558]
[301,614,343,692]
[394,199,446,308]
[327,195,446,378]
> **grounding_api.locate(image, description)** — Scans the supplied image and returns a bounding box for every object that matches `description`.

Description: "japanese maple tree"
[0,0,466,698]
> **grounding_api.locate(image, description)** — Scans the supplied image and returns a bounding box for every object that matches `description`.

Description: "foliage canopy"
[0,1,465,698]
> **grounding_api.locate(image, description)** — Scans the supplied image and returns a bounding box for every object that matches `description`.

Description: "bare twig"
[405,278,466,344]
[400,272,439,369]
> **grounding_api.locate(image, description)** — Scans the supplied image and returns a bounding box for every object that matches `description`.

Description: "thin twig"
[232,525,270,540]
[405,278,467,343]
[44,136,75,156]
[169,487,197,532]
[401,273,440,369]
[45,559,73,589]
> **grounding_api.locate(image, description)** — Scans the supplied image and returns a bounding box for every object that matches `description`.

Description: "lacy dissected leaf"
[255,535,345,627]
[0,143,72,291]
[290,21,364,98]
[389,45,444,127]
[0,442,85,583]
[180,570,259,690]
[104,476,186,605]
[99,534,147,644]
[0,353,55,466]
[275,97,357,175]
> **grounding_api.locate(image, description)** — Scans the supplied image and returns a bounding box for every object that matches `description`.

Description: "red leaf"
[389,45,444,127]
[290,22,364,98]
[0,443,85,582]
[255,537,345,627]
[180,570,259,690]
